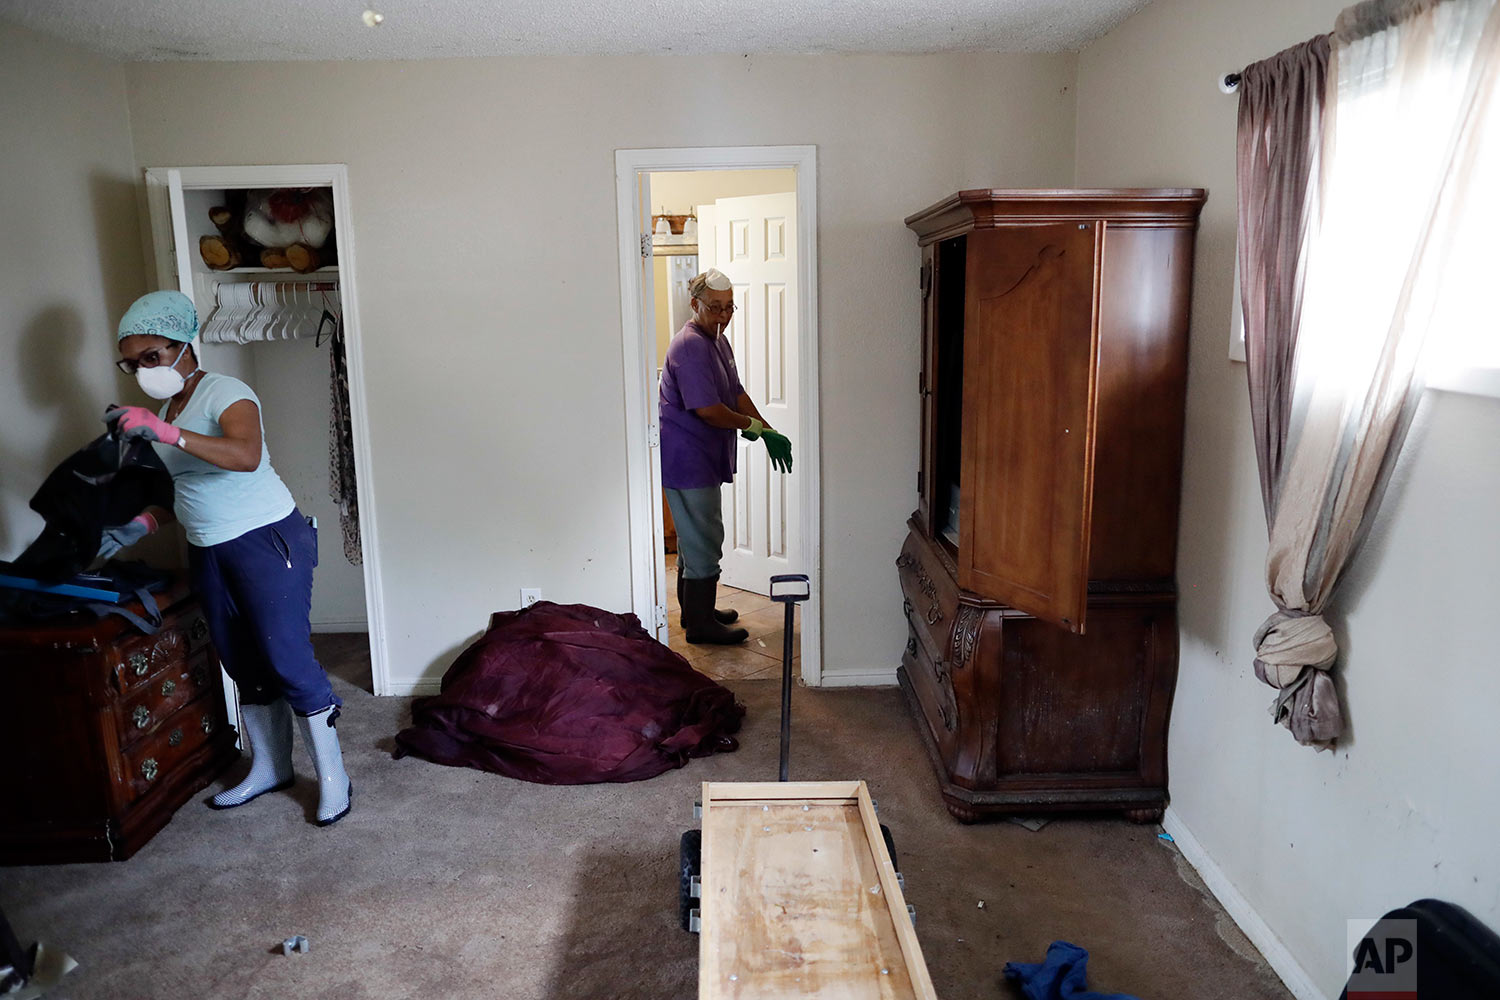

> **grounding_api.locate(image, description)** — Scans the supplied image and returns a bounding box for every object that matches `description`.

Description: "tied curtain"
[1238,0,1500,748]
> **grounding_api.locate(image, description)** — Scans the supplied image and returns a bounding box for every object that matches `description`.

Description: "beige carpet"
[1,666,1292,1000]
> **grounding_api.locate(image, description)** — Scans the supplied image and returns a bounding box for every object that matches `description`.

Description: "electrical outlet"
[520,588,542,607]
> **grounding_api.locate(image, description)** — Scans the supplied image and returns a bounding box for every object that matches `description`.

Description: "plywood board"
[698,781,936,999]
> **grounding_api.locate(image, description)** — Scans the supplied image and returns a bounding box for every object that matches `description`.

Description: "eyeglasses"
[116,347,176,375]
[700,302,736,316]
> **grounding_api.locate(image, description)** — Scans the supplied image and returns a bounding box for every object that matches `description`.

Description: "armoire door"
[957,223,1100,633]
[917,245,935,533]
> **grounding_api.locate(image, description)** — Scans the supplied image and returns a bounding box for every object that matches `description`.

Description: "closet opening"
[143,165,387,710]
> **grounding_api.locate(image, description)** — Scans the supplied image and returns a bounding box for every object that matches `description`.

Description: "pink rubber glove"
[104,405,181,447]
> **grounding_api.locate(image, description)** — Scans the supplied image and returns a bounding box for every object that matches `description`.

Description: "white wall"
[245,338,369,629]
[1075,2,1500,996]
[0,23,160,564]
[124,52,1078,691]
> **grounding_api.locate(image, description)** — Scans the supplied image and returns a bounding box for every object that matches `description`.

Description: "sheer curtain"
[1245,0,1500,748]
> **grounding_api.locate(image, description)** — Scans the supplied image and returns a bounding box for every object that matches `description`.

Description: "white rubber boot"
[297,706,352,827]
[208,700,294,809]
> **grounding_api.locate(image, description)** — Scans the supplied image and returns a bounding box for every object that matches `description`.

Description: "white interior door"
[699,193,799,596]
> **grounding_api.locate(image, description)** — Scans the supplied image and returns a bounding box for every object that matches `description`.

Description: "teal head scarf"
[117,290,199,343]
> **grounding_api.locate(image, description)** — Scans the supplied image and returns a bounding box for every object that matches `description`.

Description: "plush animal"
[198,187,337,273]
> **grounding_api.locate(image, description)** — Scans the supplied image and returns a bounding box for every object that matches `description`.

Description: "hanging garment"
[326,326,362,566]
[11,418,175,584]
[394,602,744,784]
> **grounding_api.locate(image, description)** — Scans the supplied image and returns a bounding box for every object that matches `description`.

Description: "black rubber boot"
[683,576,748,645]
[677,570,738,627]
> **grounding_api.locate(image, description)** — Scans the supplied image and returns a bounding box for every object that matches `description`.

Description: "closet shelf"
[203,265,340,276]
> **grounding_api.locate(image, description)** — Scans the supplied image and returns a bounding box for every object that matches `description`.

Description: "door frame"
[140,163,394,696]
[613,145,823,685]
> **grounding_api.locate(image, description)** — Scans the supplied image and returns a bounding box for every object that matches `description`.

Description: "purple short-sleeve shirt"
[659,320,744,489]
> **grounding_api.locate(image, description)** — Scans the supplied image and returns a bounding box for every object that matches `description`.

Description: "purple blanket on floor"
[394,601,744,784]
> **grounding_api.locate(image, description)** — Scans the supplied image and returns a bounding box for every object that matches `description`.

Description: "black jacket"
[10,414,175,583]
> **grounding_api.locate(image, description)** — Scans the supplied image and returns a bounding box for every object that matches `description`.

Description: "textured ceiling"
[0,0,1152,61]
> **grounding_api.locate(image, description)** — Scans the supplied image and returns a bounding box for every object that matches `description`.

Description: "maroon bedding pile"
[394,601,744,784]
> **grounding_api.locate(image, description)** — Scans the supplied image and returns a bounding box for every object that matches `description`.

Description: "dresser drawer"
[110,610,209,695]
[121,693,227,804]
[897,533,958,661]
[117,650,218,750]
[902,626,959,761]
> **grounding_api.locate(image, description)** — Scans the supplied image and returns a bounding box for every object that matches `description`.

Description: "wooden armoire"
[899,189,1205,823]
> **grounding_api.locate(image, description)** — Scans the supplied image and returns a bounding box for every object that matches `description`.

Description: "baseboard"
[816,667,899,688]
[1162,807,1329,1000]
[380,677,443,697]
[311,619,369,634]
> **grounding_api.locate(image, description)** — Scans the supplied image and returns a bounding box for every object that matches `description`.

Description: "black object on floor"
[1341,899,1500,1000]
[769,573,811,781]
[0,904,35,993]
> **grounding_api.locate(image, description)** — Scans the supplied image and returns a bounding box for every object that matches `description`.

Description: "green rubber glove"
[762,430,793,474]
[740,417,766,441]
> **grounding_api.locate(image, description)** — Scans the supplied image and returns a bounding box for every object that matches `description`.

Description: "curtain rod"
[1220,71,1242,94]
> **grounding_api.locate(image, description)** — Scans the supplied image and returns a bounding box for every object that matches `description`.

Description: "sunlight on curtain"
[1295,0,1495,409]
[1254,0,1498,746]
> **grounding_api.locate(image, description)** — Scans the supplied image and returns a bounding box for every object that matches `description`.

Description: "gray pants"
[665,487,724,580]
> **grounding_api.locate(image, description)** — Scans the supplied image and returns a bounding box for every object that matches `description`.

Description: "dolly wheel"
[880,823,899,872]
[679,829,702,932]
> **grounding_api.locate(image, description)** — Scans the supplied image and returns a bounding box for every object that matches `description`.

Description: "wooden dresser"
[900,189,1205,823]
[0,581,239,863]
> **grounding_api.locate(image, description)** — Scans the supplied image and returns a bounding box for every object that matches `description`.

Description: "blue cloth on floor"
[1002,941,1140,1000]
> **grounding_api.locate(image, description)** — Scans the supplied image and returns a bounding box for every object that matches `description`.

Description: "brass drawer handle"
[906,635,918,657]
[168,728,183,747]
[141,758,158,782]
[129,652,149,677]
[201,714,215,735]
[132,705,151,729]
[161,679,176,697]
[190,617,209,642]
[902,598,914,620]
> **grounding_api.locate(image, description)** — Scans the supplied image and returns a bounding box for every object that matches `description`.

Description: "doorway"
[614,146,822,686]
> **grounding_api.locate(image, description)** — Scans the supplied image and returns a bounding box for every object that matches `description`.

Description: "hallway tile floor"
[664,553,801,682]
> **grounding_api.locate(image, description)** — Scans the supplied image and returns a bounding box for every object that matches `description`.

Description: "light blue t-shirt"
[152,372,297,547]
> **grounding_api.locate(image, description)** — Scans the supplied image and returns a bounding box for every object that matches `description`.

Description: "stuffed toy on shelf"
[198,187,338,273]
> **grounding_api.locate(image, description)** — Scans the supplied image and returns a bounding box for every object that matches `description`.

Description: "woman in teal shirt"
[105,290,352,827]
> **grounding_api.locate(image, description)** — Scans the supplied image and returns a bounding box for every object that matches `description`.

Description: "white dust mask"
[136,343,198,400]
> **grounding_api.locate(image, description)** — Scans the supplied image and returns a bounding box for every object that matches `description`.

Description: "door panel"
[957,224,1099,632]
[700,193,799,596]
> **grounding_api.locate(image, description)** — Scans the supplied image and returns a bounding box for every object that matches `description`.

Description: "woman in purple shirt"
[659,269,793,644]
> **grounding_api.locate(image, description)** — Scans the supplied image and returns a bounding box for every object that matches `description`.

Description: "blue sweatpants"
[189,509,340,716]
